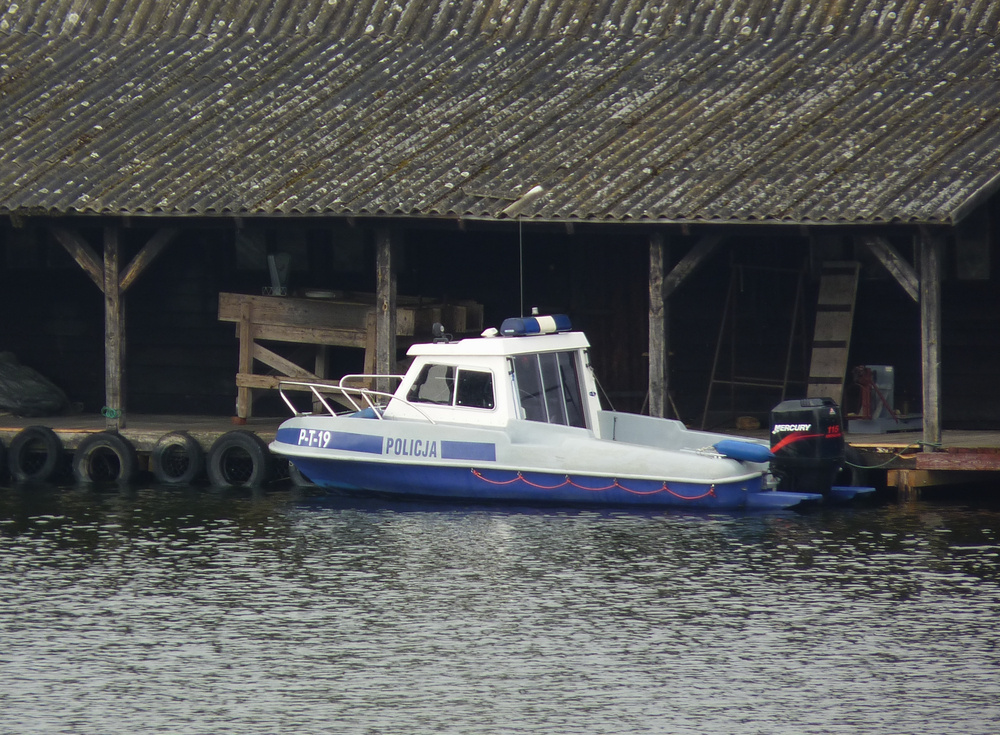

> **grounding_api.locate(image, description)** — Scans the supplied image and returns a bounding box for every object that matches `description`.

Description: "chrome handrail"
[276,377,437,424]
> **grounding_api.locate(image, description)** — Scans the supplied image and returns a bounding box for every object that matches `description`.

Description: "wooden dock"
[0,414,285,485]
[847,429,1000,498]
[0,414,282,455]
[1,414,998,497]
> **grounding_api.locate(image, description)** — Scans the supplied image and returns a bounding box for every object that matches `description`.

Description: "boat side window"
[512,351,587,428]
[512,354,547,421]
[455,370,495,409]
[407,364,454,405]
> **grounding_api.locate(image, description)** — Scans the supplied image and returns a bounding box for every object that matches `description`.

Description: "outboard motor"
[769,397,844,494]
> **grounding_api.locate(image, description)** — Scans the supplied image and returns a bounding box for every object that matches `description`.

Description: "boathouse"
[1,1,1000,488]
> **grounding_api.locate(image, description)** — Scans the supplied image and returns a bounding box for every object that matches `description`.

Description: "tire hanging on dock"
[287,460,315,488]
[839,445,869,488]
[151,431,205,485]
[8,425,64,483]
[207,430,272,489]
[72,432,139,485]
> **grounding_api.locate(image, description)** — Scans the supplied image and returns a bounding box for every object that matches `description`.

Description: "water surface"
[1,485,998,734]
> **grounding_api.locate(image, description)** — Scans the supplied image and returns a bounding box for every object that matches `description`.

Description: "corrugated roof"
[2,1,1000,224]
[5,0,1000,41]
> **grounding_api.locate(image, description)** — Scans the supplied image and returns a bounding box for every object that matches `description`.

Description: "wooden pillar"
[375,226,398,395]
[918,227,943,446]
[104,226,125,430]
[648,231,668,418]
[51,225,176,431]
[235,301,253,421]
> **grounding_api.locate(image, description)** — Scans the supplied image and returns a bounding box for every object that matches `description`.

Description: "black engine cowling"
[769,397,844,494]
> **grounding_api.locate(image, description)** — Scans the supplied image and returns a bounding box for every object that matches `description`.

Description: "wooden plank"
[916,452,1000,471]
[219,292,370,329]
[119,228,178,292]
[249,323,368,348]
[51,226,104,291]
[218,292,415,335]
[816,274,859,306]
[919,228,943,446]
[887,469,984,491]
[813,311,854,341]
[104,226,124,430]
[809,347,849,378]
[251,343,318,379]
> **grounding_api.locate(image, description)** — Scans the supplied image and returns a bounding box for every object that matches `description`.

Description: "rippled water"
[1,485,998,735]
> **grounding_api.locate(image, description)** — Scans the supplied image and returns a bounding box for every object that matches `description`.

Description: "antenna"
[503,185,546,318]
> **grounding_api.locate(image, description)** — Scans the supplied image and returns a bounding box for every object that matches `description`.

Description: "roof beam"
[119,227,178,292]
[50,226,104,291]
[663,235,723,298]
[857,235,919,302]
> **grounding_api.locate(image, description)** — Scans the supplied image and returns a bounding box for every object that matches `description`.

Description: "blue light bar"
[499,314,573,336]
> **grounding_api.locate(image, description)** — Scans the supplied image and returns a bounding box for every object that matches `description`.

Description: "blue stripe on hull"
[289,458,767,510]
[276,427,383,454]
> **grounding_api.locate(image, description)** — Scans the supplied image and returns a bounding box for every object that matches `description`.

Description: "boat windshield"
[511,351,586,428]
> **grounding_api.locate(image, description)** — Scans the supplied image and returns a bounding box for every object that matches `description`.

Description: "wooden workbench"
[218,292,482,419]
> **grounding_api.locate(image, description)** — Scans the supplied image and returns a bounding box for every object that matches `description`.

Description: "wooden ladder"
[806,261,860,404]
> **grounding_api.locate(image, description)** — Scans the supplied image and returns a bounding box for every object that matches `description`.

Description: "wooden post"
[918,227,943,446]
[236,301,253,421]
[104,226,125,430]
[648,232,667,418]
[375,226,398,394]
[51,225,177,431]
[314,345,329,414]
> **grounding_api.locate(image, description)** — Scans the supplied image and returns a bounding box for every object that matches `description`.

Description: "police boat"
[270,315,865,510]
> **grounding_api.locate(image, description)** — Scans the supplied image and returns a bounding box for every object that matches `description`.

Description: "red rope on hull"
[471,469,718,500]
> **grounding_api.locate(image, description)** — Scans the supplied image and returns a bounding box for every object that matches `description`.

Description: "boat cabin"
[383,316,603,431]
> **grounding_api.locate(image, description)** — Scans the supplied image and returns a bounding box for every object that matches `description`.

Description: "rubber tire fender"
[840,445,868,487]
[288,460,316,488]
[207,430,272,489]
[72,432,139,485]
[8,425,64,483]
[151,431,205,485]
